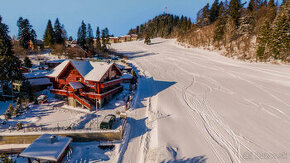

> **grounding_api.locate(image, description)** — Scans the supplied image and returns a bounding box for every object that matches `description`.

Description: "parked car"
[100,114,116,129]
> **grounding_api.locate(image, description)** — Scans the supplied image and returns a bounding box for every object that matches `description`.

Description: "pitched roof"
[71,60,93,77]
[20,134,72,162]
[47,60,119,82]
[28,78,51,86]
[69,82,84,89]
[47,60,70,78]
[24,70,51,79]
[84,62,113,81]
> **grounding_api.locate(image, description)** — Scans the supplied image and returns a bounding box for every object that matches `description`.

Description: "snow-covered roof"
[71,60,94,77]
[47,60,117,82]
[20,134,72,162]
[47,60,70,78]
[24,70,51,79]
[28,78,51,86]
[44,59,65,64]
[84,62,113,81]
[69,82,84,89]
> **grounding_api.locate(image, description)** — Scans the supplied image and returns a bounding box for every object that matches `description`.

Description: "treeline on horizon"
[1,16,112,59]
[128,0,289,62]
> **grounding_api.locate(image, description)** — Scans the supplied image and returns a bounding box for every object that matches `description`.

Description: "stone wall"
[0,129,123,145]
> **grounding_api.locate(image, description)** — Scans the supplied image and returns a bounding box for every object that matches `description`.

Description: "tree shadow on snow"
[126,117,151,139]
[161,155,207,163]
[150,40,164,45]
[126,62,177,110]
[117,51,157,59]
[134,77,176,109]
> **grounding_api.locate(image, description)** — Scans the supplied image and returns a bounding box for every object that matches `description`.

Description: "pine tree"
[239,1,256,36]
[30,29,37,45]
[268,0,275,7]
[101,28,110,53]
[209,0,220,23]
[213,2,227,43]
[54,18,65,44]
[202,3,211,26]
[86,24,95,56]
[228,0,243,28]
[7,104,14,117]
[196,3,210,27]
[247,0,257,12]
[20,80,33,100]
[0,16,23,93]
[95,26,101,53]
[77,21,87,50]
[136,26,140,34]
[144,33,151,45]
[256,20,271,60]
[267,0,277,22]
[0,55,23,82]
[270,1,289,60]
[43,20,55,47]
[0,16,13,56]
[17,17,35,49]
[24,57,32,68]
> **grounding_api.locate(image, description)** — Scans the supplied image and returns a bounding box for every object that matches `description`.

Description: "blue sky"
[0,0,279,39]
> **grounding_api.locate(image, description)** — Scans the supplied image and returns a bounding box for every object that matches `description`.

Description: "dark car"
[100,114,116,129]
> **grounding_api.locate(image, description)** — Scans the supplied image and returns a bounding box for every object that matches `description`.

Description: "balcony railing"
[81,86,123,99]
[101,78,123,88]
[50,89,71,96]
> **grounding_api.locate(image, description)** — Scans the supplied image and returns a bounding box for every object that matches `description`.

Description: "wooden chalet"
[109,37,119,44]
[124,35,131,41]
[118,36,126,43]
[47,60,123,111]
[131,34,138,41]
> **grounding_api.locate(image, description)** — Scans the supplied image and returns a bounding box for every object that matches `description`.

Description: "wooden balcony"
[81,86,123,99]
[101,78,123,89]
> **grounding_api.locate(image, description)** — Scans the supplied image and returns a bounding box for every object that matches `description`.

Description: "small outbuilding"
[19,134,72,163]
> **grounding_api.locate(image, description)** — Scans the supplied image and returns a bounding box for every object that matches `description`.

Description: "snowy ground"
[0,83,130,134]
[112,38,290,163]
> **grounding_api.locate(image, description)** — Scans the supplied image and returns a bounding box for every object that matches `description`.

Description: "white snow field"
[112,38,290,163]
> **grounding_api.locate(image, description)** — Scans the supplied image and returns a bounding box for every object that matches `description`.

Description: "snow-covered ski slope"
[112,38,290,163]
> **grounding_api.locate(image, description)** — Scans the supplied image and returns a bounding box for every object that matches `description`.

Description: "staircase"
[73,93,93,111]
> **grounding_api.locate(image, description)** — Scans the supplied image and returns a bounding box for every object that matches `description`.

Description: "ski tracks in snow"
[181,76,266,163]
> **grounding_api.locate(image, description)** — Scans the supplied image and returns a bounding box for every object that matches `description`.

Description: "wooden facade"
[48,61,123,111]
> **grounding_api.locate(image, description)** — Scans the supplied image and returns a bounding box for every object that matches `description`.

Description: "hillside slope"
[112,38,290,163]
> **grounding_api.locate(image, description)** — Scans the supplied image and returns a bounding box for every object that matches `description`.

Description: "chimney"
[50,135,57,144]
